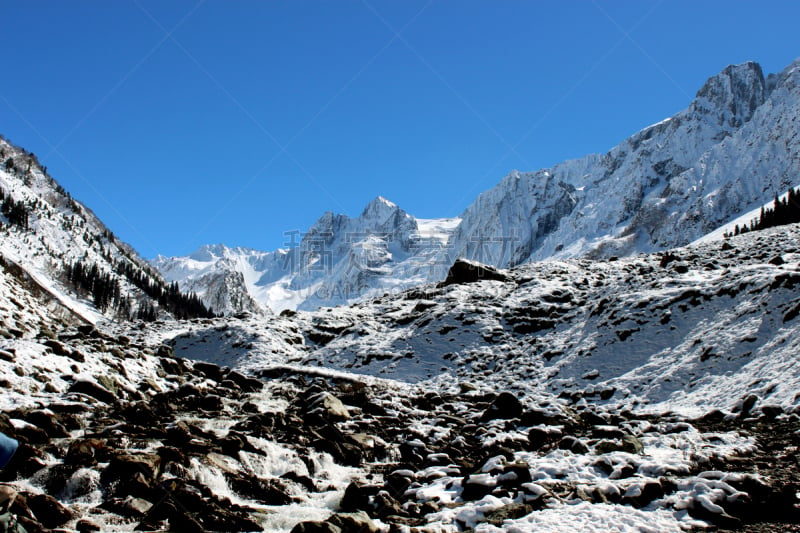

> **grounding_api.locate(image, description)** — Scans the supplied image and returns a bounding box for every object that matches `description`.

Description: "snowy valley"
[0,57,799,533]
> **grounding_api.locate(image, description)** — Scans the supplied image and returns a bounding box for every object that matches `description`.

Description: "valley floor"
[1,224,800,532]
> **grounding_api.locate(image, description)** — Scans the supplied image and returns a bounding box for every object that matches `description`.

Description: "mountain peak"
[360,195,407,222]
[694,61,766,126]
[189,244,231,262]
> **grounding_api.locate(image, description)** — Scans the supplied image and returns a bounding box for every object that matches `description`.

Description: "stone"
[309,392,350,421]
[27,493,73,528]
[68,380,117,404]
[621,435,644,454]
[558,436,590,454]
[481,392,523,421]
[102,453,162,485]
[290,522,341,533]
[339,482,370,512]
[485,503,534,526]
[23,410,70,439]
[76,519,102,532]
[326,511,379,533]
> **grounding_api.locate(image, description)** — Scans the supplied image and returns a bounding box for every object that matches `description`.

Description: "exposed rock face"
[441,258,509,286]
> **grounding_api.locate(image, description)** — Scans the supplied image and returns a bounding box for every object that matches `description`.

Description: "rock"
[225,473,292,505]
[0,443,46,481]
[76,519,102,532]
[226,371,264,392]
[760,404,784,419]
[199,394,224,412]
[622,481,664,508]
[520,408,570,426]
[159,357,185,376]
[23,410,70,438]
[291,522,341,533]
[499,462,532,486]
[485,503,534,526]
[526,427,560,450]
[621,435,644,454]
[326,511,379,533]
[558,436,590,454]
[481,391,523,421]
[156,344,174,358]
[372,491,405,518]
[309,392,350,421]
[27,493,73,528]
[461,474,496,501]
[193,361,224,382]
[102,453,161,486]
[738,394,759,417]
[441,258,509,286]
[43,339,70,356]
[99,496,154,518]
[340,482,370,512]
[594,440,624,455]
[68,380,117,404]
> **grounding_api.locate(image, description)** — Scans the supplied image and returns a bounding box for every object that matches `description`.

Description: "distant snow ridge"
[157,58,800,312]
[153,197,461,313]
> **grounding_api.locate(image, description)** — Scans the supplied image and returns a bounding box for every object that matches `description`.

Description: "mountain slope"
[448,61,785,266]
[0,135,214,322]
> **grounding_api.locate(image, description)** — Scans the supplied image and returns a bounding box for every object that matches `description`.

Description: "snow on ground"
[4,205,800,531]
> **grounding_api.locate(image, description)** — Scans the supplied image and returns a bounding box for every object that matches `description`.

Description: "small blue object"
[0,432,18,469]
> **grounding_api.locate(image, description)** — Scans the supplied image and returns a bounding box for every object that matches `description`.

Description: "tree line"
[64,259,215,320]
[0,188,30,230]
[724,186,800,238]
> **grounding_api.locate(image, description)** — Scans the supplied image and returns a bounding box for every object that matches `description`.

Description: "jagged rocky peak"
[361,195,398,217]
[692,60,766,127]
[182,243,233,263]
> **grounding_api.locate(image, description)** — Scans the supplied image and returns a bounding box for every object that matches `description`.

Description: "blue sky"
[1,1,799,258]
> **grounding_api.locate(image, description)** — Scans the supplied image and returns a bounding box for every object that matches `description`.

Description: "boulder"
[441,258,509,286]
[485,503,534,526]
[291,522,341,533]
[326,511,379,533]
[27,493,73,528]
[68,380,117,404]
[481,392,523,421]
[308,392,350,421]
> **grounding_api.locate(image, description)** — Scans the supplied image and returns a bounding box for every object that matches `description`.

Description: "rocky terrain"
[2,219,800,531]
[2,55,800,532]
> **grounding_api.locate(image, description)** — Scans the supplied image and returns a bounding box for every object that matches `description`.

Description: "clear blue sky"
[1,1,798,258]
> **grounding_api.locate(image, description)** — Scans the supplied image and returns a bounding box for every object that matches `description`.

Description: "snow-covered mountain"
[449,60,797,265]
[135,220,800,532]
[153,197,460,313]
[0,135,213,322]
[3,125,800,531]
[157,58,800,313]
